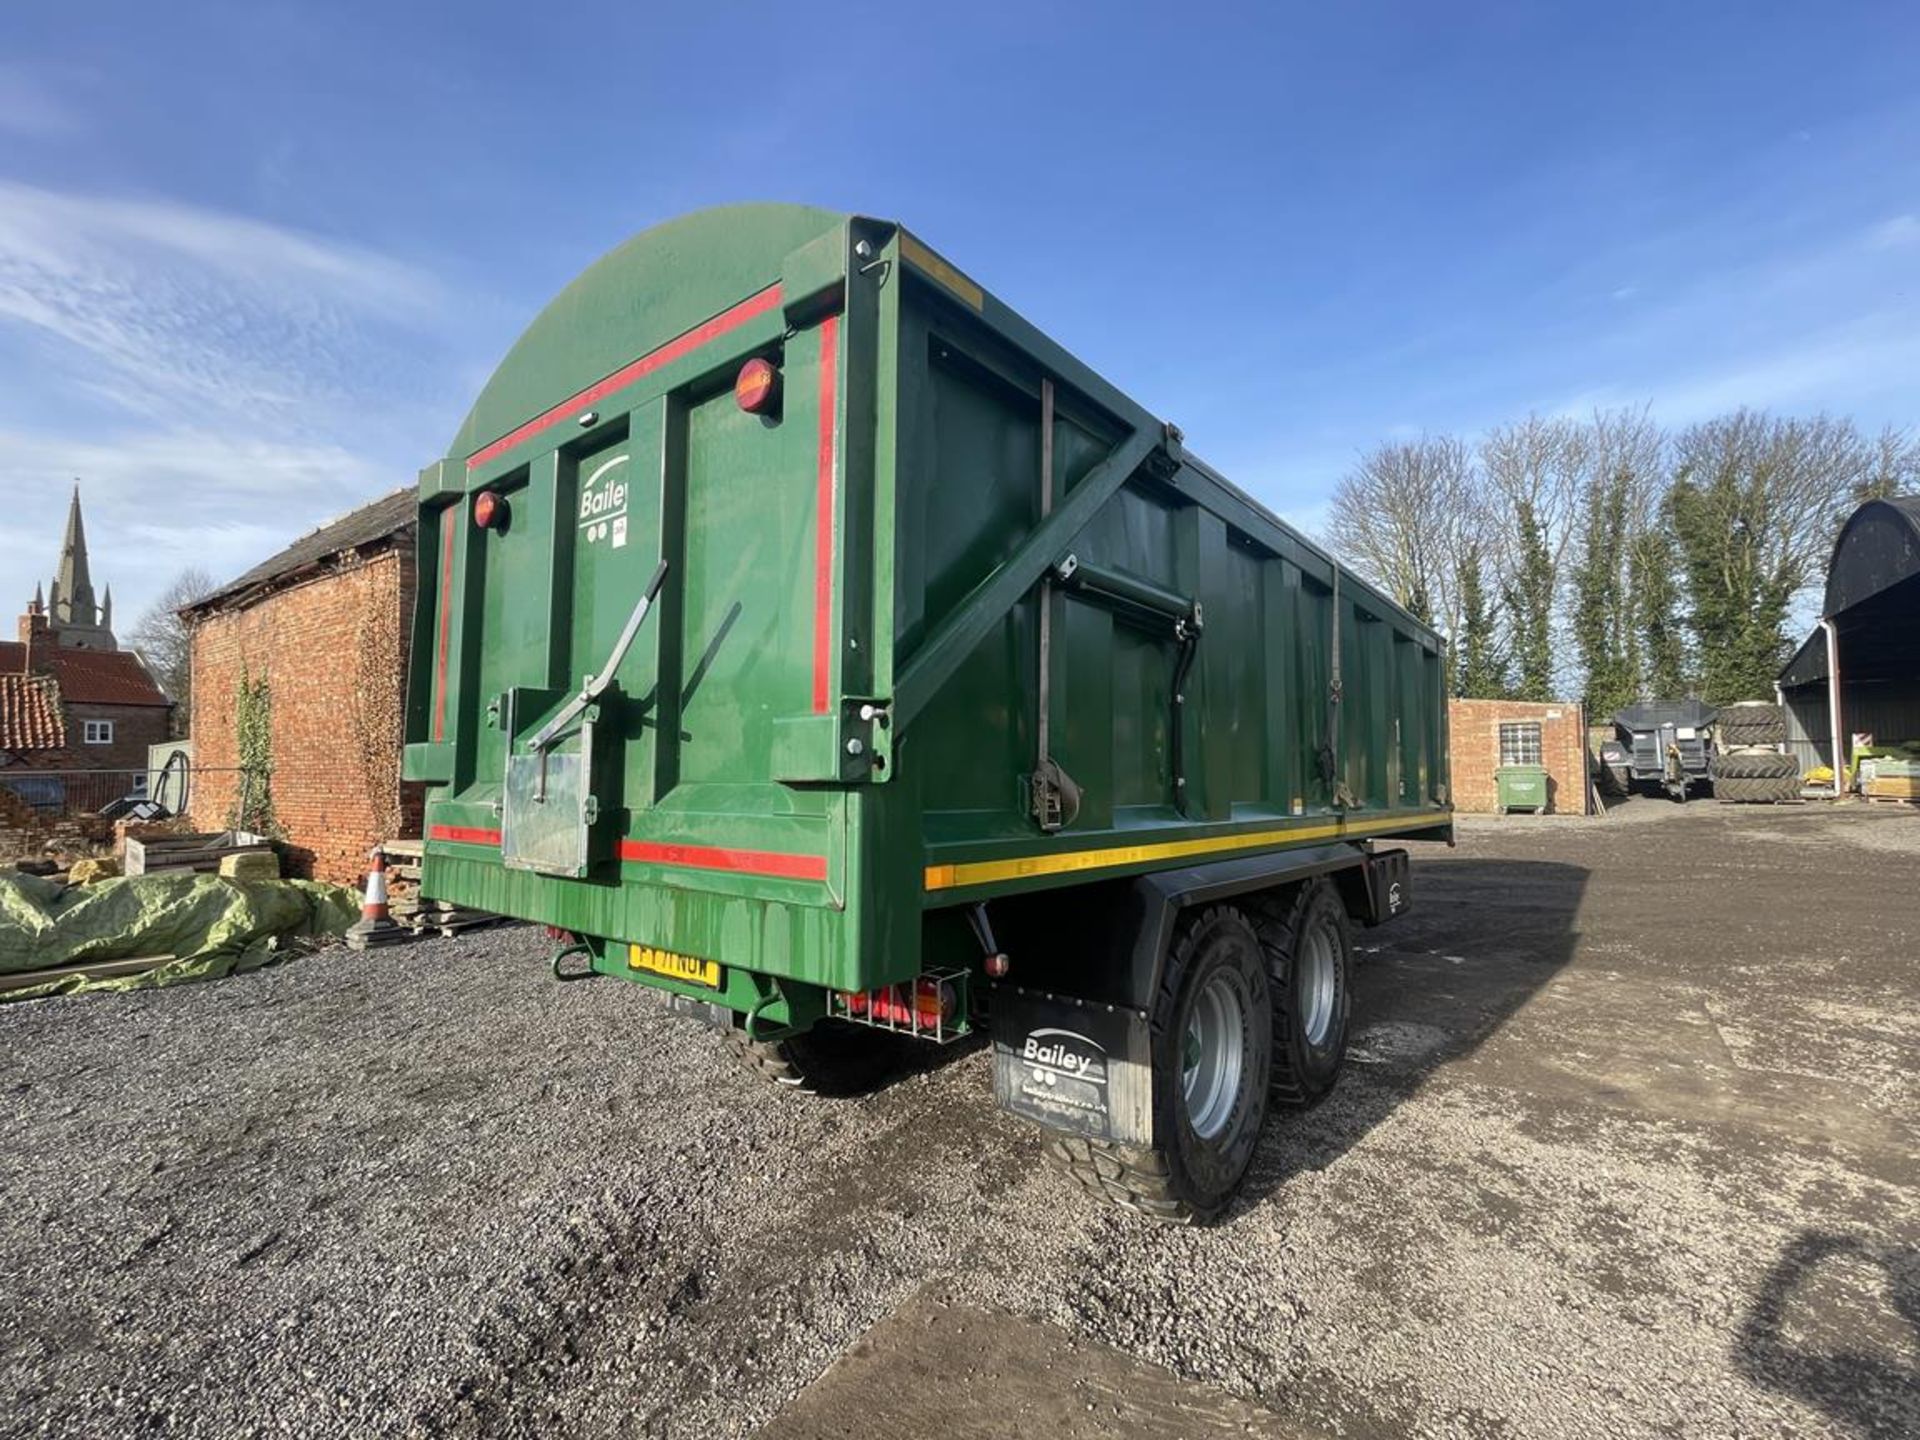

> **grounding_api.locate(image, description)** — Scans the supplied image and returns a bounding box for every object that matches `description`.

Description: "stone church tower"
[31,483,119,652]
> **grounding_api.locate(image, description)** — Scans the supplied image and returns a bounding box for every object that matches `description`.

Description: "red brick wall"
[1447,698,1590,814]
[188,547,422,883]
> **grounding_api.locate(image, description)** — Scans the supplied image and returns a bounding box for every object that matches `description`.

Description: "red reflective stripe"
[811,313,838,714]
[429,824,501,846]
[467,285,784,470]
[619,839,827,882]
[431,504,456,741]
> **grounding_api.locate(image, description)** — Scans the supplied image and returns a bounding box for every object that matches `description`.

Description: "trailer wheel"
[1043,905,1272,1224]
[724,1021,897,1097]
[1254,879,1353,1108]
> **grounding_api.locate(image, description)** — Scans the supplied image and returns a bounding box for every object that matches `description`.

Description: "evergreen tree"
[1453,543,1506,697]
[1506,496,1555,701]
[1571,470,1636,716]
[1667,470,1793,702]
[1630,526,1687,700]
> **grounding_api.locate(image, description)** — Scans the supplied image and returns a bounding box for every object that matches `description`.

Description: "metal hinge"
[1029,757,1082,832]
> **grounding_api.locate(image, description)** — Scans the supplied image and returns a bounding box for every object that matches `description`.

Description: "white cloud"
[0,178,444,429]
[0,425,409,627]
[0,181,468,627]
[1865,214,1919,250]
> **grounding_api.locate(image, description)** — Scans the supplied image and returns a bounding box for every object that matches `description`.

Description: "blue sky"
[1,1,1916,628]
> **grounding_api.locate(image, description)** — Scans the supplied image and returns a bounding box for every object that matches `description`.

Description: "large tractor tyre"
[1712,749,1798,781]
[725,1020,901,1097]
[1044,906,1273,1225]
[1713,774,1802,804]
[1718,722,1788,748]
[1717,702,1787,748]
[1252,879,1354,1109]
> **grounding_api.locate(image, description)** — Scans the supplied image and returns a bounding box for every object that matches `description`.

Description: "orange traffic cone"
[346,850,406,950]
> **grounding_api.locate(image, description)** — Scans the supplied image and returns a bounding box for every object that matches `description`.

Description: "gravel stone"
[1,799,1914,1439]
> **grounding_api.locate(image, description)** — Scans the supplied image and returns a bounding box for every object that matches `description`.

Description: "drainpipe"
[1820,617,1844,798]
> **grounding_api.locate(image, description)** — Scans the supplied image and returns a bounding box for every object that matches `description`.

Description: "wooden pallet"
[407,900,510,938]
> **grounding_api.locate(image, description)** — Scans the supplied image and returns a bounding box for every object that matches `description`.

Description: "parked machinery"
[1613,701,1716,801]
[1709,701,1800,803]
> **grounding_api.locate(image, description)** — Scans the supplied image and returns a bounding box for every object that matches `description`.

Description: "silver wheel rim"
[1182,972,1246,1139]
[1300,923,1337,1047]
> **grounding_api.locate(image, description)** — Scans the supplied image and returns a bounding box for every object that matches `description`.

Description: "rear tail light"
[734,356,781,416]
[473,490,508,529]
[828,972,969,1043]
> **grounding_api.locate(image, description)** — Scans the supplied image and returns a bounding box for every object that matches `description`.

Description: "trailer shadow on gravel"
[1737,1229,1920,1440]
[1234,855,1589,1214]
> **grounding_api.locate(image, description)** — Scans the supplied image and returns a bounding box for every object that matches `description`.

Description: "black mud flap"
[1361,847,1411,925]
[991,985,1154,1147]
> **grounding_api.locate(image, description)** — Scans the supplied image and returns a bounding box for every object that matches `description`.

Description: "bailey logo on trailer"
[1022,1028,1108,1088]
[579,455,629,548]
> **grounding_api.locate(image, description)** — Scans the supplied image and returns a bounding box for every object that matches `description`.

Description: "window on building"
[83,719,114,746]
[1498,721,1543,766]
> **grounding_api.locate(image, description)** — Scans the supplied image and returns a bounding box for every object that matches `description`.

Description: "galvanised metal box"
[404,204,1452,1034]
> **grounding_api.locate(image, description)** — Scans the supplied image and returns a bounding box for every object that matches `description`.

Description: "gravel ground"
[2,800,1915,1439]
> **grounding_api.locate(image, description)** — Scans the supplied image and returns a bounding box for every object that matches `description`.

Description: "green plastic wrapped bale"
[0,872,359,1001]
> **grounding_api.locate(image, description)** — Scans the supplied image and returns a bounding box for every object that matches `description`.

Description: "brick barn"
[1446,697,1592,815]
[182,489,423,884]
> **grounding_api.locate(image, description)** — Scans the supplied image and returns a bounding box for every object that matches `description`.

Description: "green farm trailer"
[405,205,1452,1222]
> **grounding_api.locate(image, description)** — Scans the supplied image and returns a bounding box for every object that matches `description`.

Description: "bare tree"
[129,567,214,735]
[1859,424,1920,503]
[1326,434,1481,643]
[1479,415,1591,575]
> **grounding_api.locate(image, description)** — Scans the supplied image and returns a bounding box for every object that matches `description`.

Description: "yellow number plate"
[628,944,721,989]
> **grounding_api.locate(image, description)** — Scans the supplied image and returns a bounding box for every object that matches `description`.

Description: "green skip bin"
[1495,764,1549,813]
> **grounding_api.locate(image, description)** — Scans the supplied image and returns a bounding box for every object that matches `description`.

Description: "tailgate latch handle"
[526,558,670,754]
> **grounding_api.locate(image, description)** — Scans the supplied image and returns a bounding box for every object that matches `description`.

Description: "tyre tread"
[1039,905,1258,1226]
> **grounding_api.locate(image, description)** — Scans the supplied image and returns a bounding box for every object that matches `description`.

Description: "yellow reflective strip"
[899,232,985,311]
[921,811,1443,891]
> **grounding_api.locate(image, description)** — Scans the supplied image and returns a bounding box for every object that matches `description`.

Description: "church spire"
[54,480,98,630]
[31,481,118,651]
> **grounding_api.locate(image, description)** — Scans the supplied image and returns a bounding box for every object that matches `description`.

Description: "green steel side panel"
[410,204,1452,1009]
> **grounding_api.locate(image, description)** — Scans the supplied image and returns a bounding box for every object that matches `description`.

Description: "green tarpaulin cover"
[0,872,359,1001]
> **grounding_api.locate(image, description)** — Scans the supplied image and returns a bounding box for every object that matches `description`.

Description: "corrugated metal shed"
[1780,495,1920,776]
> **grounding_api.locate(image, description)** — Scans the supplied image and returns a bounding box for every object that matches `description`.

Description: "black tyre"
[1712,749,1798,781]
[724,1020,899,1097]
[1718,724,1788,748]
[1045,905,1272,1224]
[1253,879,1353,1108]
[1713,774,1802,804]
[1717,702,1787,747]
